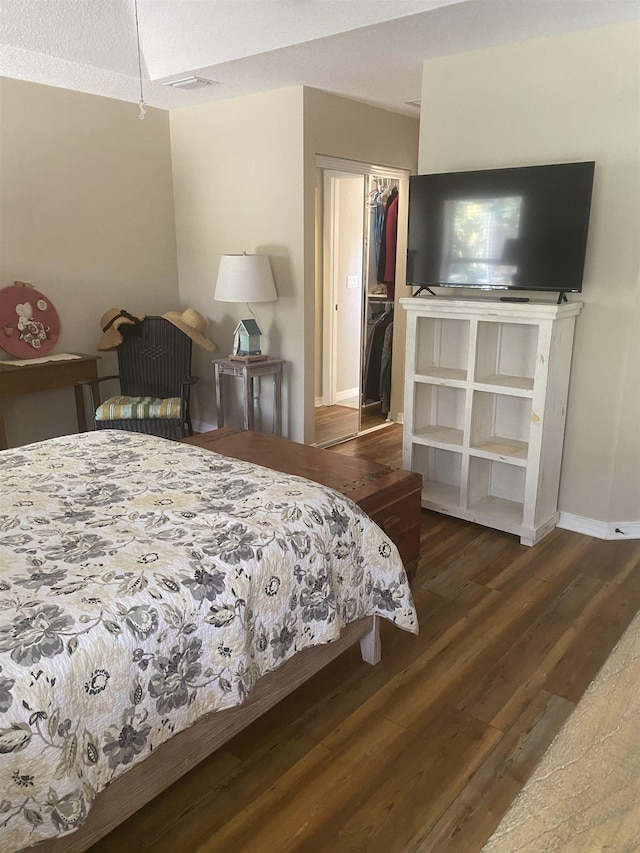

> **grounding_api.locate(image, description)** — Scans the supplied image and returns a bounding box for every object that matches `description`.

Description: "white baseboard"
[315,392,358,406]
[557,512,640,540]
[336,387,359,404]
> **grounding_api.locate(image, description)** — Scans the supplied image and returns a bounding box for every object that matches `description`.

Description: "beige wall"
[303,88,419,441]
[0,80,417,448]
[171,86,418,443]
[170,87,304,438]
[419,22,640,524]
[0,78,179,447]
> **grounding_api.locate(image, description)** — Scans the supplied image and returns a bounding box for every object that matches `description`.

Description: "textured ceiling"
[1,0,638,116]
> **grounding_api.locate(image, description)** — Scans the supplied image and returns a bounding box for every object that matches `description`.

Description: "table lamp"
[214,253,278,361]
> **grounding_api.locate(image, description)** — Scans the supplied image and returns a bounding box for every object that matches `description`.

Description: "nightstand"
[213,357,284,437]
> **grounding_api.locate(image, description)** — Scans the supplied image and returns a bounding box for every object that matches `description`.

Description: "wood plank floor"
[90,425,640,853]
[314,402,388,447]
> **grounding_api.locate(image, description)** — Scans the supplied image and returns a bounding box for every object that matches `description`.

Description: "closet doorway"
[314,157,409,448]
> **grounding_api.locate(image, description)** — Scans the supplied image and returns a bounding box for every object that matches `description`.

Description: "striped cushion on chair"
[95,396,182,421]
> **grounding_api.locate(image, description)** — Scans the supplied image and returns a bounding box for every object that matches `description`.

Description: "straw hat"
[98,308,145,350]
[162,308,216,351]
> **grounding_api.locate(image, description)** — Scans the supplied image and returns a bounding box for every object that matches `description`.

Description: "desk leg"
[74,384,88,432]
[215,363,225,428]
[0,402,7,450]
[274,367,282,437]
[243,370,254,431]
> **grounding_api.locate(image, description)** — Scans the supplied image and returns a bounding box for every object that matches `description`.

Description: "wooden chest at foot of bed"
[184,427,422,577]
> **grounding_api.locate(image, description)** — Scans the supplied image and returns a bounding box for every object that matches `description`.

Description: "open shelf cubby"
[468,457,525,525]
[413,382,465,447]
[415,316,469,382]
[474,320,537,392]
[410,444,462,508]
[470,391,530,462]
[401,298,582,545]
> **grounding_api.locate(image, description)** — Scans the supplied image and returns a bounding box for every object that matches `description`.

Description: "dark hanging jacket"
[377,187,399,285]
[383,192,399,299]
[363,308,394,402]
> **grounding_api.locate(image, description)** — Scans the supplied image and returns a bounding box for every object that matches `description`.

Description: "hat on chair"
[98,308,145,351]
[162,308,216,351]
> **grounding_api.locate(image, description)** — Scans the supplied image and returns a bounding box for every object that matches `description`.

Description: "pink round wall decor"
[0,284,60,357]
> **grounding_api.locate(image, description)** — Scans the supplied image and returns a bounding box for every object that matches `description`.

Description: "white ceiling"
[1,0,638,116]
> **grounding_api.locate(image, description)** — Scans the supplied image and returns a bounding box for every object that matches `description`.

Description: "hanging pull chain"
[134,0,146,119]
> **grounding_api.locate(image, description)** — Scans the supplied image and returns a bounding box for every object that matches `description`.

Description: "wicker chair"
[81,316,198,440]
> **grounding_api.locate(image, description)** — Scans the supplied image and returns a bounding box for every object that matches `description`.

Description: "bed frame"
[32,616,380,852]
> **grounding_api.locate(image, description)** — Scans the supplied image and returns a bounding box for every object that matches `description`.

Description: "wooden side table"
[214,357,284,437]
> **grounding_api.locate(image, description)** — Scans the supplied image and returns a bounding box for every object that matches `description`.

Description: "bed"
[0,430,417,852]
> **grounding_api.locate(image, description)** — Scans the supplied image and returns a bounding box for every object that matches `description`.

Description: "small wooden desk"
[0,353,100,449]
[213,357,284,437]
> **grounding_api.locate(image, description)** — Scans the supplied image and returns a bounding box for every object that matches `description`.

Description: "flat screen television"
[406,161,595,297]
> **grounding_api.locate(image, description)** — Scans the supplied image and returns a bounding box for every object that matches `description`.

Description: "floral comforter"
[0,430,417,851]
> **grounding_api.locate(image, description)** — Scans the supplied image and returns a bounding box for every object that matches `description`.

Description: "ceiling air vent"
[163,76,218,91]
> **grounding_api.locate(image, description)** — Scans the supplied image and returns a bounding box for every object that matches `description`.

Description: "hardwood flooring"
[314,402,388,447]
[89,426,640,853]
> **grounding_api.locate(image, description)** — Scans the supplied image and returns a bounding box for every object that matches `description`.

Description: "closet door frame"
[321,169,364,409]
[317,156,410,431]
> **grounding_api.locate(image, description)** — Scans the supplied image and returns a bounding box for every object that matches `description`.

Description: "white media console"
[400,297,582,545]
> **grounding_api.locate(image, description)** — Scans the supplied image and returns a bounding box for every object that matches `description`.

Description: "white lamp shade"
[215,253,278,303]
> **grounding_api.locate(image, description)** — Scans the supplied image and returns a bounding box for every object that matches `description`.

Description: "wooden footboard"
[32,616,380,853]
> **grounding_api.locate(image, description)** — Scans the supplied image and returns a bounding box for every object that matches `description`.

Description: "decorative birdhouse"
[232,319,263,357]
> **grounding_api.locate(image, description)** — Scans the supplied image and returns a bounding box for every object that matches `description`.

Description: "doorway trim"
[315,155,411,447]
[316,156,409,182]
[321,170,365,408]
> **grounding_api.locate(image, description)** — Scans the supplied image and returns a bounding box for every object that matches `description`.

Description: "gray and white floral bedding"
[0,430,417,851]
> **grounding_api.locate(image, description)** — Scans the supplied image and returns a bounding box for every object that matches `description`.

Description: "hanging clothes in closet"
[379,317,394,417]
[376,186,399,300]
[369,184,386,272]
[363,303,394,413]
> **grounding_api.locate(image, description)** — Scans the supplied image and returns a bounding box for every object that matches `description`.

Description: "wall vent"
[163,76,218,90]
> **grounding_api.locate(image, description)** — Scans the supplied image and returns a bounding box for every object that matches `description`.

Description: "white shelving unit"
[400,297,582,545]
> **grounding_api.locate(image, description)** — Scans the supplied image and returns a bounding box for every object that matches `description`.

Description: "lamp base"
[228,353,269,362]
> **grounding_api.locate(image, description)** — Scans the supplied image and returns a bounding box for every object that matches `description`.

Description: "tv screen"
[406,162,595,294]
